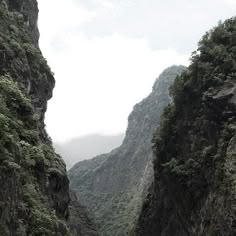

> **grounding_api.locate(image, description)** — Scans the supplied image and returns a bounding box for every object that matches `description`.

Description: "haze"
[37,0,236,142]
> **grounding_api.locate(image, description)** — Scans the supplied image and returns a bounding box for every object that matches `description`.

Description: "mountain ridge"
[55,133,125,169]
[69,65,185,236]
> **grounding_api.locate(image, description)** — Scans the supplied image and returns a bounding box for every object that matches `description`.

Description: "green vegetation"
[135,17,236,236]
[0,75,69,235]
[69,66,185,236]
[0,2,71,235]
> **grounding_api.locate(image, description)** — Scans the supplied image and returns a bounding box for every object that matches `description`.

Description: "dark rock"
[133,17,236,236]
[0,1,98,235]
[68,191,99,236]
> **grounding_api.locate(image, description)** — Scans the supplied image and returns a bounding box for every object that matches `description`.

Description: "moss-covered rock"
[0,1,99,235]
[134,17,236,236]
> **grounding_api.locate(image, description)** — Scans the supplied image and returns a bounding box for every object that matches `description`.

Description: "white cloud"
[69,0,236,52]
[37,0,235,142]
[225,0,236,6]
[38,0,95,48]
[43,32,188,142]
[97,0,115,9]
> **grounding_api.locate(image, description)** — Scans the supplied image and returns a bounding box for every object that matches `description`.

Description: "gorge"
[0,1,235,236]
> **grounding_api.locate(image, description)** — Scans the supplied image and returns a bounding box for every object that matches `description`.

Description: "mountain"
[69,65,185,236]
[54,133,125,169]
[133,17,236,236]
[0,1,97,235]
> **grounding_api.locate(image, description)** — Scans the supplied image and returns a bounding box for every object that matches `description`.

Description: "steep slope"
[0,1,98,235]
[69,65,185,236]
[68,191,99,236]
[55,133,125,169]
[134,17,236,236]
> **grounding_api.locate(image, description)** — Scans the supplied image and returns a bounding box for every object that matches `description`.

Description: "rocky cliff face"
[134,17,236,236]
[69,65,185,236]
[68,191,99,236]
[0,1,98,235]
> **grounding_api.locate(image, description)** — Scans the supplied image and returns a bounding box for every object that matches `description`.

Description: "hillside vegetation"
[134,17,236,236]
[0,1,98,235]
[69,65,185,236]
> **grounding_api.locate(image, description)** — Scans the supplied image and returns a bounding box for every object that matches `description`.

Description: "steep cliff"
[134,17,236,236]
[69,65,185,236]
[0,1,98,235]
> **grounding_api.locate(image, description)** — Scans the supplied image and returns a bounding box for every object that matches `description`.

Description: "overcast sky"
[37,0,236,142]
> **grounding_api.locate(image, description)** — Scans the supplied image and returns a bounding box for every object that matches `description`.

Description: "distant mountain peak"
[69,65,185,236]
[54,133,125,169]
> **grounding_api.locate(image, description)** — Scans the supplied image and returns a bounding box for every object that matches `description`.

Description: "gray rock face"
[68,191,99,236]
[133,18,236,236]
[3,0,40,47]
[69,65,185,236]
[0,1,98,235]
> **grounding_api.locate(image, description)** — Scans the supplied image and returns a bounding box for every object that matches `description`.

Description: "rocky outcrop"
[69,65,185,236]
[134,17,236,236]
[0,1,98,235]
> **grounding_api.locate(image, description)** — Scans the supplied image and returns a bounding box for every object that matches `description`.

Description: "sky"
[37,0,236,142]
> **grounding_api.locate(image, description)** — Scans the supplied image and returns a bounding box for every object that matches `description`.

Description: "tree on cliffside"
[134,17,236,236]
